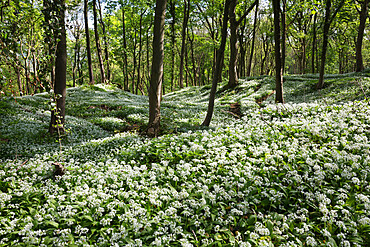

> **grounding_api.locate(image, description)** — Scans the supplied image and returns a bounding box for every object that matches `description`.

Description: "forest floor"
[0,71,370,246]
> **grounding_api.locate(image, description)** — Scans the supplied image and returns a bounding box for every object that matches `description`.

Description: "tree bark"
[93,0,106,84]
[122,6,129,91]
[84,0,94,84]
[281,0,286,74]
[228,0,238,88]
[202,0,230,126]
[356,0,368,72]
[312,12,317,74]
[317,0,345,88]
[178,0,190,89]
[317,0,331,89]
[148,0,167,137]
[273,0,284,103]
[49,0,66,134]
[247,1,258,77]
[227,0,258,88]
[169,0,176,91]
[98,0,111,82]
[136,10,146,95]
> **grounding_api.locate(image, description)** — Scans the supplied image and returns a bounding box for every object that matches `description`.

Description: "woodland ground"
[0,72,370,246]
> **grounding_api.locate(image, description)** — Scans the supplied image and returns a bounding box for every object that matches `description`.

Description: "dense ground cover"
[0,73,370,246]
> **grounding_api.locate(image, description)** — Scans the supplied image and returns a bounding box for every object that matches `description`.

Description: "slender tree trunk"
[136,10,146,95]
[73,31,79,87]
[189,31,197,86]
[93,0,106,84]
[228,0,238,88]
[247,1,258,77]
[281,0,286,74]
[202,0,230,126]
[312,12,317,74]
[170,0,176,91]
[148,0,167,137]
[132,28,137,93]
[49,0,66,134]
[261,34,268,75]
[317,0,331,89]
[179,0,190,89]
[122,7,129,91]
[84,0,94,84]
[97,0,111,82]
[356,0,368,72]
[238,20,246,77]
[273,0,284,103]
[16,64,23,96]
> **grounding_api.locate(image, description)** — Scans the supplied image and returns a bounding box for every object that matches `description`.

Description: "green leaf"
[44,221,59,228]
[247,215,257,225]
[81,215,94,222]
[327,237,338,247]
[266,220,273,234]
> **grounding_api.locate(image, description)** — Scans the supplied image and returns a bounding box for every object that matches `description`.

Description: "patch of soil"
[229,102,242,118]
[256,91,275,105]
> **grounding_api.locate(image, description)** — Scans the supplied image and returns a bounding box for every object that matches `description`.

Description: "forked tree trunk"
[49,0,66,134]
[202,0,230,126]
[317,0,345,88]
[356,0,368,72]
[227,0,258,88]
[273,0,284,103]
[84,0,94,84]
[147,0,167,137]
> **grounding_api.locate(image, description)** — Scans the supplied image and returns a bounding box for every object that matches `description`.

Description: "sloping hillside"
[0,73,369,246]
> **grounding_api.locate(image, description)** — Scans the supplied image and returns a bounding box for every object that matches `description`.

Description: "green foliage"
[1,74,370,246]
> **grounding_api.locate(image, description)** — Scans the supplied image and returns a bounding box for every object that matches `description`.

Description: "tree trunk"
[122,7,129,91]
[178,0,190,89]
[312,12,317,74]
[16,64,23,96]
[148,0,167,137]
[72,29,79,87]
[317,0,331,89]
[136,10,146,95]
[132,27,137,93]
[356,0,368,72]
[98,0,111,82]
[189,31,197,86]
[202,0,230,126]
[261,33,268,75]
[84,0,94,84]
[228,0,238,88]
[273,0,284,103]
[281,0,286,74]
[170,0,176,91]
[238,20,246,77]
[93,0,106,84]
[247,1,258,77]
[227,0,258,88]
[49,0,66,134]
